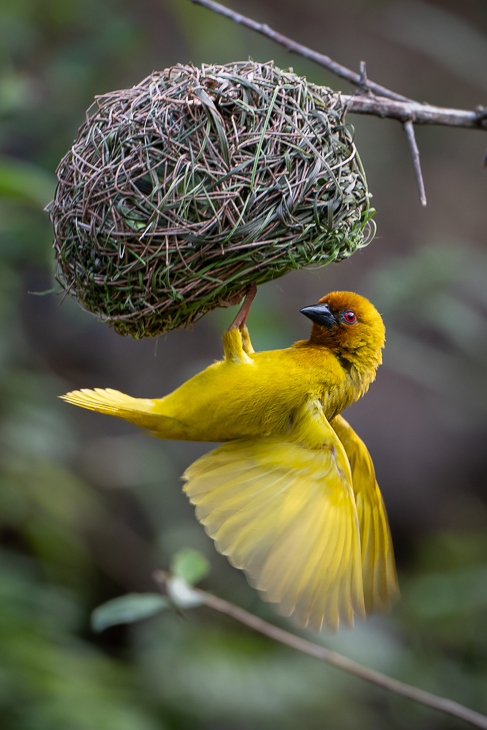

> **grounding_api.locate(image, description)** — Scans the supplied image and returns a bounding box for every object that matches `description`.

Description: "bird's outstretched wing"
[183,400,365,631]
[331,414,399,613]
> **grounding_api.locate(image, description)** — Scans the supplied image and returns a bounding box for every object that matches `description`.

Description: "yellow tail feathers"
[61,388,153,414]
[61,388,168,432]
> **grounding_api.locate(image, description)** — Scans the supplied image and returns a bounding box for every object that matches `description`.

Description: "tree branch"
[154,572,487,729]
[188,0,487,205]
[343,95,487,130]
[189,0,487,131]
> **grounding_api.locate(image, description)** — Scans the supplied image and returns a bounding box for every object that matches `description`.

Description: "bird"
[62,289,398,631]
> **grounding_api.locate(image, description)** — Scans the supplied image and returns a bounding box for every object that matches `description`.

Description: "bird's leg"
[223,284,257,362]
[228,283,257,331]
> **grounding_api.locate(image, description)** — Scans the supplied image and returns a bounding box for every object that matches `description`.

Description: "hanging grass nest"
[49,60,375,338]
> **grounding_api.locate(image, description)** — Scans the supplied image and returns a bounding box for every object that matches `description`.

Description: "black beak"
[300,303,338,330]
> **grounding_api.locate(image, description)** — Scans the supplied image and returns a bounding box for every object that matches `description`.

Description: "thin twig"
[403,120,427,206]
[154,571,487,729]
[189,0,411,102]
[358,61,369,95]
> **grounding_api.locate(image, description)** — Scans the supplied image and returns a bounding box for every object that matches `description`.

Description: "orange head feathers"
[300,291,385,372]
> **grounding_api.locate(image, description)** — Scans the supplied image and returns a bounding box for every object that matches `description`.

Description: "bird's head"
[300,291,385,372]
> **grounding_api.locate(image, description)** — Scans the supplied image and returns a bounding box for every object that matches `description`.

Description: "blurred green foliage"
[1,0,487,728]
[92,593,169,632]
[370,243,487,418]
[170,547,211,585]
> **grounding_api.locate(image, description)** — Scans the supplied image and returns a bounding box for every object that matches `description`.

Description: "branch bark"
[154,571,487,730]
[343,95,487,130]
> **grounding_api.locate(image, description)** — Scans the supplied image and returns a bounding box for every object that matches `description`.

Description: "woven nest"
[50,60,374,338]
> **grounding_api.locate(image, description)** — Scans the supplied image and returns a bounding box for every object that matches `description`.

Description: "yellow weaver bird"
[62,289,398,631]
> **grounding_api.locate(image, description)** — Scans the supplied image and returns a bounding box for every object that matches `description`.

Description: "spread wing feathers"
[183,401,365,631]
[331,415,399,613]
[60,388,164,431]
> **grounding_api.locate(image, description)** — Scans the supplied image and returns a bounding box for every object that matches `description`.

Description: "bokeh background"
[1,0,487,728]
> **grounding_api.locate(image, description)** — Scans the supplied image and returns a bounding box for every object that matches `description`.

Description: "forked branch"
[189,0,487,205]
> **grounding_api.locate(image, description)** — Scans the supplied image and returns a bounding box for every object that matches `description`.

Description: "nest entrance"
[50,60,374,338]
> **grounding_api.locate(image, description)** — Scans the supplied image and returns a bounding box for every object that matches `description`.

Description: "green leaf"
[170,548,210,585]
[91,593,169,632]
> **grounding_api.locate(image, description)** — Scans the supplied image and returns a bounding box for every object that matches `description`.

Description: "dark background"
[1,1,487,728]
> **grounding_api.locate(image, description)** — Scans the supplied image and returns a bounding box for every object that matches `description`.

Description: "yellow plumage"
[62,291,399,630]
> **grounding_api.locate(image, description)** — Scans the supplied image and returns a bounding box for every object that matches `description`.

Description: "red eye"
[344,310,356,324]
